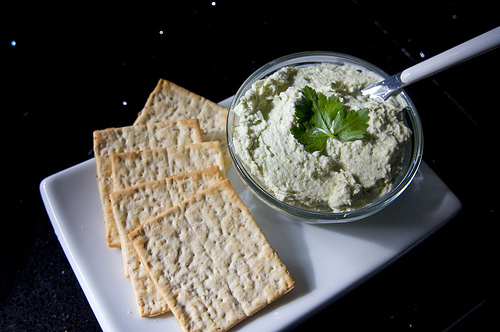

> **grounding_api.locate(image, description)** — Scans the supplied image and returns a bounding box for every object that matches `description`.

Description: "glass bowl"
[227,51,423,223]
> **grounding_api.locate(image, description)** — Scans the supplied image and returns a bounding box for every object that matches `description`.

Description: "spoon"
[361,26,500,101]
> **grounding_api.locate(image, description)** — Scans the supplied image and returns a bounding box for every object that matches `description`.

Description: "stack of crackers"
[93,79,295,332]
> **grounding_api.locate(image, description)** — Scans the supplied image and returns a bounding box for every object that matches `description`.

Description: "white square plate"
[40,97,461,332]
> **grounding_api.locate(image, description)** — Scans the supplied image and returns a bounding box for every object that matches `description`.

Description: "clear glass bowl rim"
[227,51,424,223]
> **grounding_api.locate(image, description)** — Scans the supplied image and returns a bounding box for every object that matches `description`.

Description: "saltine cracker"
[129,179,295,332]
[133,79,230,170]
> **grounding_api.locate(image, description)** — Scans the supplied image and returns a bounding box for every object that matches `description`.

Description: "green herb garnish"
[290,86,369,153]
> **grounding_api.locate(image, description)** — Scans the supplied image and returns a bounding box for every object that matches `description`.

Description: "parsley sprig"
[290,86,369,153]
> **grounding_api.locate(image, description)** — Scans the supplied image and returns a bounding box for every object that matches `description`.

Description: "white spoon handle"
[401,26,500,84]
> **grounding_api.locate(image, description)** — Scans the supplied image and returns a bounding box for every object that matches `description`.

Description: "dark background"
[2,1,497,331]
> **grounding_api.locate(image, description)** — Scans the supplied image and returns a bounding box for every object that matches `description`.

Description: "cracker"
[134,79,231,171]
[93,119,202,247]
[111,141,225,192]
[129,179,295,332]
[110,166,223,317]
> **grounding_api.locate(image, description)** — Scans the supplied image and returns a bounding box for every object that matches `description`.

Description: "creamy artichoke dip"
[232,63,411,212]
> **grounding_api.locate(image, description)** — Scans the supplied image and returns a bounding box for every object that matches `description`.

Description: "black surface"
[2,1,497,331]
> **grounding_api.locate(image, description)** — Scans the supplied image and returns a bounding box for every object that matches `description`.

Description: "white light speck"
[419,52,425,58]
[123,101,128,106]
[11,40,16,46]
[211,1,216,6]
[159,30,163,34]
